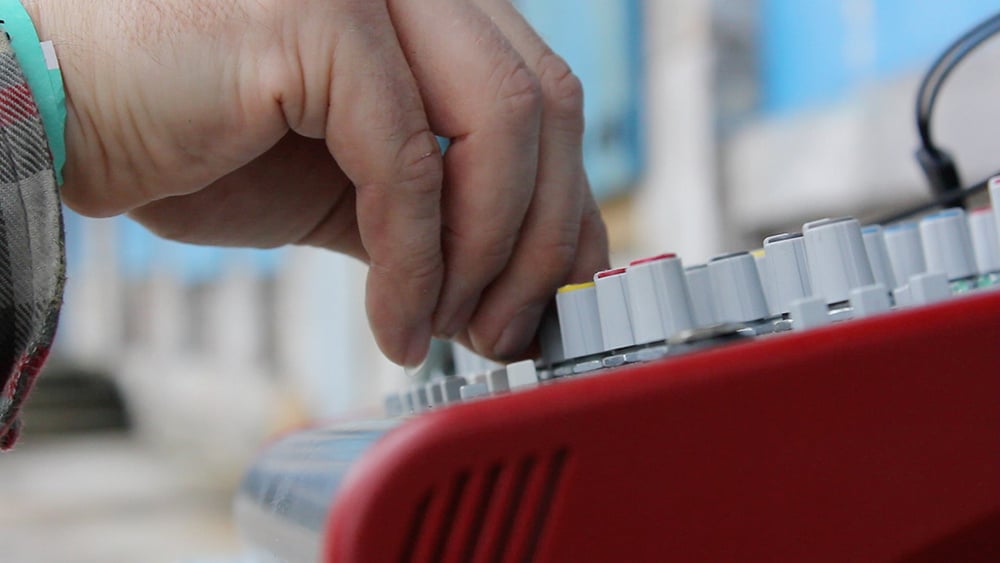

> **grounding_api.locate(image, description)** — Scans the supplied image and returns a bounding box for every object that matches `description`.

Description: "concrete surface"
[0,434,244,563]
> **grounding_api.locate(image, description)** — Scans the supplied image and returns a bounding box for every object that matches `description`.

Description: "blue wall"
[516,0,645,199]
[761,1,997,113]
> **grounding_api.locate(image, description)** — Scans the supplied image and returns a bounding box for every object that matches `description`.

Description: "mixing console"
[235,177,1000,562]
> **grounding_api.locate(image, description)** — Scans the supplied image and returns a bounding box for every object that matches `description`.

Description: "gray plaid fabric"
[0,33,65,449]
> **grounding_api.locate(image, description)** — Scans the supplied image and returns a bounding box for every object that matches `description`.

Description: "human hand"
[25,0,609,366]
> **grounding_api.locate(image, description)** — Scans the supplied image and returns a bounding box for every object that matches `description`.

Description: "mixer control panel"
[386,177,1000,416]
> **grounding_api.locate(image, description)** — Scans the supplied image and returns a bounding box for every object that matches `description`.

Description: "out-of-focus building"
[11,2,1000,560]
[40,0,1000,470]
[638,0,999,261]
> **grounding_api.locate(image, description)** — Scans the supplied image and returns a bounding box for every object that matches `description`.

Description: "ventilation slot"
[399,448,570,563]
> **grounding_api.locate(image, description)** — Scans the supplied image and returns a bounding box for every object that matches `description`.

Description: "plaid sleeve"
[0,33,66,450]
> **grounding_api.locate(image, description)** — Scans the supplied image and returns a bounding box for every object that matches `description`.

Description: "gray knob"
[593,268,635,352]
[884,222,926,286]
[708,252,771,323]
[968,207,1000,275]
[802,217,874,305]
[626,254,695,343]
[555,282,603,359]
[919,208,976,282]
[861,225,897,291]
[763,232,812,314]
[684,264,718,327]
[991,176,1000,241]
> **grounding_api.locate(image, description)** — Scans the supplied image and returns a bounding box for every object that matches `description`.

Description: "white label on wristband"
[40,40,58,70]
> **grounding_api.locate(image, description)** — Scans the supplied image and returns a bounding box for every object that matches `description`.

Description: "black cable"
[916,13,1000,152]
[874,171,998,225]
[914,12,1000,205]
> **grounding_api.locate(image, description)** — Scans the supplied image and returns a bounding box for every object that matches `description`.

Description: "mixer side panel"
[324,291,1000,563]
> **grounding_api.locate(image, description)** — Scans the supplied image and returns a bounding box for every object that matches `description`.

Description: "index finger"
[320,4,445,366]
[387,0,544,340]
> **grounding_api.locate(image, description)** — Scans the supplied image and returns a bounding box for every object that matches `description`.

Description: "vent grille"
[400,448,570,563]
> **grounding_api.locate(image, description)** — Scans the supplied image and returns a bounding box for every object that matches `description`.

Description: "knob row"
[552,177,1000,361]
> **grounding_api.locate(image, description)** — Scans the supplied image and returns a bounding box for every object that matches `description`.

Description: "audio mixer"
[233,177,1000,562]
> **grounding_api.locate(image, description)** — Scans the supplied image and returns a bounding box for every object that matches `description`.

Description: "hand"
[25,0,609,366]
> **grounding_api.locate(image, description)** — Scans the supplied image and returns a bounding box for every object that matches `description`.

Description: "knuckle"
[60,190,116,218]
[531,230,580,291]
[133,213,195,244]
[494,61,543,119]
[481,230,520,267]
[60,177,135,219]
[445,223,518,280]
[535,52,585,123]
[392,127,444,192]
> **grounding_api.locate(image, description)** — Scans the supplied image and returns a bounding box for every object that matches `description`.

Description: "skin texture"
[24,0,609,366]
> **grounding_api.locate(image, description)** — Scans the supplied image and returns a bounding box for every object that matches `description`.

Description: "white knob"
[555,282,604,359]
[849,284,890,318]
[626,254,695,344]
[909,272,951,306]
[893,285,912,309]
[803,217,874,305]
[451,342,501,377]
[593,268,635,351]
[505,359,538,390]
[708,252,771,323]
[789,296,830,331]
[763,232,812,314]
[752,251,780,317]
[884,222,926,286]
[919,208,977,282]
[684,264,718,327]
[969,207,1000,275]
[861,225,897,291]
[991,176,1000,239]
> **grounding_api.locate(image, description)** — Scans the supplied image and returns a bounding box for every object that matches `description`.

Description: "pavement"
[0,434,245,563]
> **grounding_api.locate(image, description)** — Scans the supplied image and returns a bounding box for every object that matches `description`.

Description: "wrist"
[1,0,66,183]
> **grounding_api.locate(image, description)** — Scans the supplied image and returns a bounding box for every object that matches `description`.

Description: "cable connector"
[915,146,962,204]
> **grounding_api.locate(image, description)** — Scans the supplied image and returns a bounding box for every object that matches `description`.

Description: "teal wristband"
[0,0,66,185]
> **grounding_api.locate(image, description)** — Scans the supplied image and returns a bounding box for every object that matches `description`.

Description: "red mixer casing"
[312,290,1000,562]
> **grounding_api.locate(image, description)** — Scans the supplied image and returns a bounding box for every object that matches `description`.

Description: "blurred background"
[2,1,998,561]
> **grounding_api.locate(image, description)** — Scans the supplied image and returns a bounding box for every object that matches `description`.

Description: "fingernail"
[493,305,544,360]
[435,299,477,339]
[404,321,432,368]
